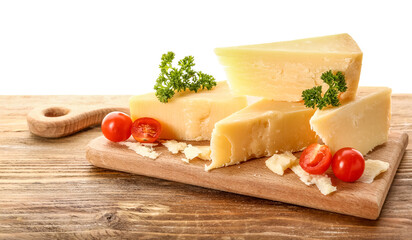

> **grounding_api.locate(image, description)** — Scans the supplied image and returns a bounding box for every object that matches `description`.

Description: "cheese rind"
[265,151,298,175]
[215,33,362,102]
[310,87,391,155]
[129,81,247,141]
[207,99,317,171]
[358,159,389,183]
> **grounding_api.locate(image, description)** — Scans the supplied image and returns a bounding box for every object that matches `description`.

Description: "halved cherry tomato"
[131,117,162,143]
[299,143,332,175]
[332,147,365,182]
[101,112,132,142]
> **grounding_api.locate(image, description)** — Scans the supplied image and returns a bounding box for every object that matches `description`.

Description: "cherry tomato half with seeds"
[101,112,132,142]
[332,147,365,182]
[299,143,332,175]
[131,117,162,143]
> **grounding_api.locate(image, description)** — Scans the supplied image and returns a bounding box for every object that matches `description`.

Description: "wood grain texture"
[86,132,407,220]
[27,105,129,138]
[1,95,412,239]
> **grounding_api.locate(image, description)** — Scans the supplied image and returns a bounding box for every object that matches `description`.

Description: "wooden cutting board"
[86,131,408,220]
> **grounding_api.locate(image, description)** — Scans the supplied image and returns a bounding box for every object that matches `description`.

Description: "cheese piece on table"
[215,33,362,102]
[310,87,391,155]
[207,99,317,171]
[265,151,298,175]
[290,164,337,196]
[357,159,390,183]
[129,81,247,141]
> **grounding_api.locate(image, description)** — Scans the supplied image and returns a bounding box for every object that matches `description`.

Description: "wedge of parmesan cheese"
[290,164,337,195]
[119,141,160,160]
[310,87,391,155]
[162,140,187,154]
[357,159,389,183]
[265,151,298,175]
[215,33,362,102]
[208,99,317,171]
[129,81,247,141]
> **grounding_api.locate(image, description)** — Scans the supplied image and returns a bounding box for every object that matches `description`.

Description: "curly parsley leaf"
[154,52,216,103]
[302,70,347,110]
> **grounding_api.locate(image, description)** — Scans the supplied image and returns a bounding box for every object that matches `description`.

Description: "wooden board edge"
[374,132,409,219]
[85,131,409,220]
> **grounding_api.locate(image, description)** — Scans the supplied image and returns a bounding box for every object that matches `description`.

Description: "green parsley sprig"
[154,52,216,103]
[302,70,347,110]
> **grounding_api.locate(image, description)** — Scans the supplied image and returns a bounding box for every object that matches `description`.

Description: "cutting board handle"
[27,106,129,138]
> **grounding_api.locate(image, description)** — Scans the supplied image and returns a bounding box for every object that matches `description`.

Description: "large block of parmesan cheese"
[129,81,247,141]
[207,99,317,171]
[215,33,363,102]
[310,87,391,155]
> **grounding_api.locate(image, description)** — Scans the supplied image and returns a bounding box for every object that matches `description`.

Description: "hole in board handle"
[43,107,70,117]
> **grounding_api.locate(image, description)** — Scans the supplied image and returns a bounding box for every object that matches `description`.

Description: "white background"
[1,0,411,95]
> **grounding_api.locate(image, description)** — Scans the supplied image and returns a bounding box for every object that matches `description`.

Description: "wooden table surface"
[0,95,411,239]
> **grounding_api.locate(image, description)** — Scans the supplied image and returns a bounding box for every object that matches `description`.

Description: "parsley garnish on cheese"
[302,70,348,109]
[154,52,216,103]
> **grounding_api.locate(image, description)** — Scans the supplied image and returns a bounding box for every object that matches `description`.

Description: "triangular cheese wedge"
[207,99,317,171]
[129,81,247,141]
[215,33,362,102]
[310,87,391,155]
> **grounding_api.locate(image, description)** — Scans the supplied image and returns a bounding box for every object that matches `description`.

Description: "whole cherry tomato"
[131,117,162,143]
[332,147,365,182]
[101,112,132,142]
[299,143,332,175]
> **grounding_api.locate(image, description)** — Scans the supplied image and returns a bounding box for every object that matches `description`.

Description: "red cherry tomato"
[332,147,365,182]
[299,143,332,175]
[101,112,132,142]
[131,117,162,143]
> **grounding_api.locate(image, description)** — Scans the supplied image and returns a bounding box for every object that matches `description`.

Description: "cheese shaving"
[162,140,187,154]
[196,146,211,161]
[119,141,160,159]
[181,158,190,163]
[291,164,337,195]
[357,159,389,183]
[182,144,203,162]
[265,151,297,175]
[162,140,211,162]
